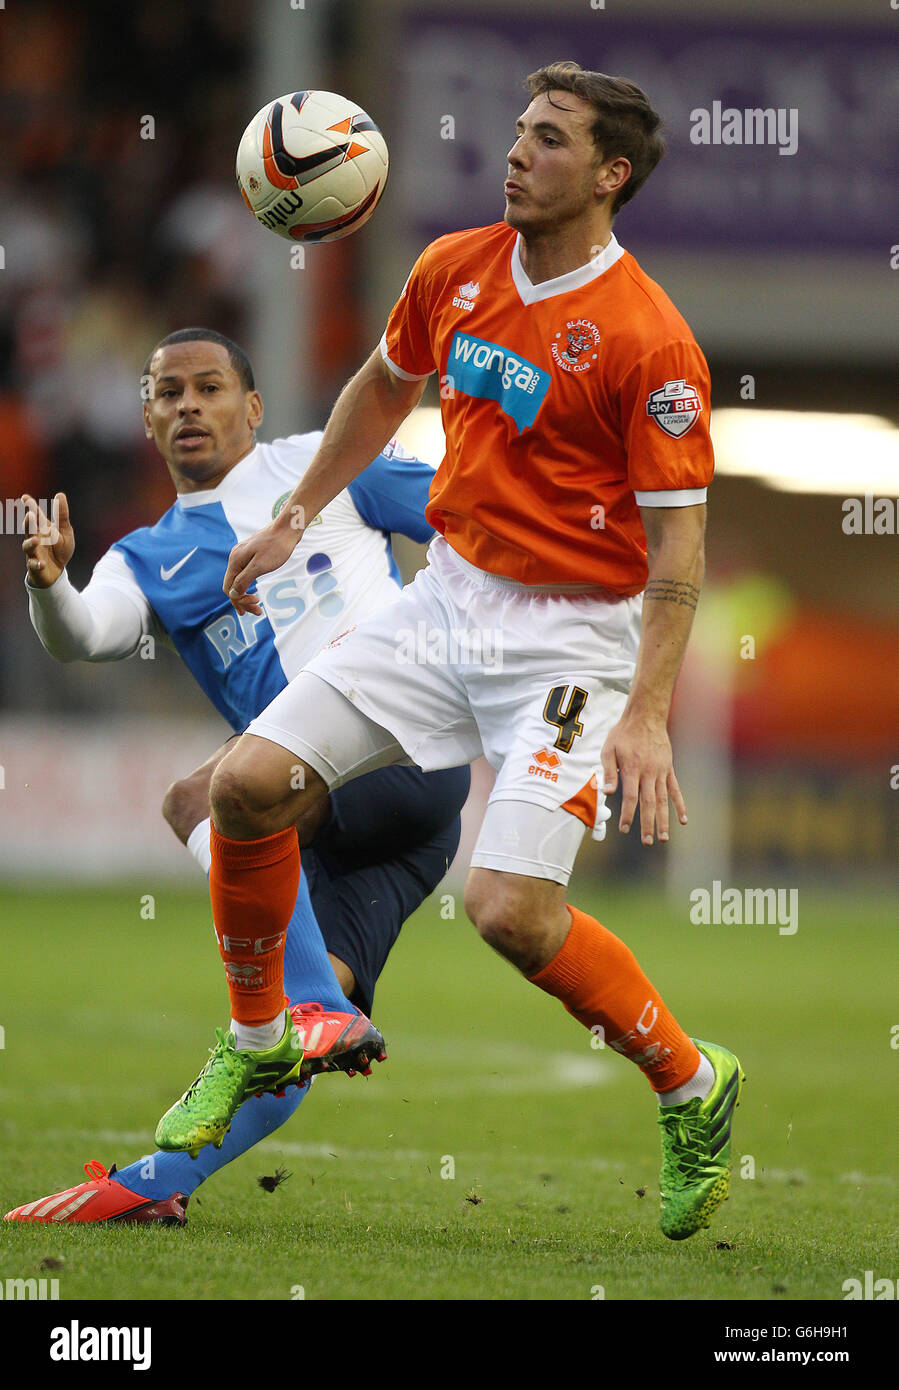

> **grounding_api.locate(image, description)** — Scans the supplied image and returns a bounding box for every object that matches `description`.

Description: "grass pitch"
[0,882,894,1302]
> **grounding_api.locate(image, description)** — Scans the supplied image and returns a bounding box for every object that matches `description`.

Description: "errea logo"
[529,748,561,782]
[452,280,480,311]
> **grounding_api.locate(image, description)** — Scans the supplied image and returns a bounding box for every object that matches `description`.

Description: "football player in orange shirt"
[156,61,743,1242]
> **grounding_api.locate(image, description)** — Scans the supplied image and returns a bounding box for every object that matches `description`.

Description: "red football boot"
[3,1161,188,1226]
[288,1002,387,1085]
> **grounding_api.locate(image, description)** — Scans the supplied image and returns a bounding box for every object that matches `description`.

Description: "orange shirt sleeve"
[617,338,714,499]
[380,247,437,380]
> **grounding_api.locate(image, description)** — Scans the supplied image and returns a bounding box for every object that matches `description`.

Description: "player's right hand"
[223,511,306,615]
[22,493,75,588]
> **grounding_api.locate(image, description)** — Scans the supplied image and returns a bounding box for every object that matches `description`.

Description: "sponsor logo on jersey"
[448,331,550,433]
[379,438,417,462]
[204,557,344,669]
[159,547,198,581]
[645,379,702,438]
[551,318,601,374]
[528,747,561,782]
[452,280,480,312]
[271,491,322,523]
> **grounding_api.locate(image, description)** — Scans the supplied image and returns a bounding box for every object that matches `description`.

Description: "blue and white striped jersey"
[89,433,434,730]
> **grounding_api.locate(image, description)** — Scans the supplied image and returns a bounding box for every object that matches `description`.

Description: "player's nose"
[506,135,527,168]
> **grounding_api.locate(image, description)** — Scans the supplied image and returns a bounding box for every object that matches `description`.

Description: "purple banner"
[392,14,898,253]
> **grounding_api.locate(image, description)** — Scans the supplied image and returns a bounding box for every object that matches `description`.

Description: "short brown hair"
[525,60,665,212]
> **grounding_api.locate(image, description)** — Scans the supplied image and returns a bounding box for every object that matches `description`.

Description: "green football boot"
[657,1039,744,1241]
[155,1010,304,1159]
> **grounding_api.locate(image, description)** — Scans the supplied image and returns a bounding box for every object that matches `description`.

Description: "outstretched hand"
[22,493,75,587]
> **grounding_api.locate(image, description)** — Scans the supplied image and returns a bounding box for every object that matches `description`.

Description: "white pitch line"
[838,1171,897,1186]
[368,1050,616,1096]
[11,1125,896,1189]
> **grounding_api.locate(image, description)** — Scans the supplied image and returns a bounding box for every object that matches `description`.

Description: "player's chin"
[503,201,545,236]
[172,440,218,470]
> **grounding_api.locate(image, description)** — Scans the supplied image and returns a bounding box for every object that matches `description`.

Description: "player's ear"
[247,390,263,431]
[596,155,630,203]
[142,402,154,439]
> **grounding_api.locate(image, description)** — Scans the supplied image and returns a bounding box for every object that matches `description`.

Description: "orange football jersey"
[380,221,713,592]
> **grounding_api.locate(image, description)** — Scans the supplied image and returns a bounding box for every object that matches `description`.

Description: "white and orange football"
[236,89,389,243]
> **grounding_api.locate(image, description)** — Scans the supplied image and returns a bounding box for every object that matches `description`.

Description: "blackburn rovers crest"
[272,492,321,524]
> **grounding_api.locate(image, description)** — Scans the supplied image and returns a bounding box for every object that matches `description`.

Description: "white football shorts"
[247,536,642,884]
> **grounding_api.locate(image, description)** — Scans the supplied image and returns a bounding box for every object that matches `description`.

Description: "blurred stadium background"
[0,0,896,902]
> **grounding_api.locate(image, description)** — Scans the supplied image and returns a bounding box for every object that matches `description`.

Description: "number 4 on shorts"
[542,684,588,753]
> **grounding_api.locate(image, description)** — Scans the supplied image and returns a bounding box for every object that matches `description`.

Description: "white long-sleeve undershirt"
[25,552,160,663]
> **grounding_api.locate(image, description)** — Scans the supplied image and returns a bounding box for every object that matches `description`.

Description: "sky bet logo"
[645,379,702,439]
[449,332,550,433]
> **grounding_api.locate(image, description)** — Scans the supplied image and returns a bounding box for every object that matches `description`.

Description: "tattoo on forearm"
[643,579,700,610]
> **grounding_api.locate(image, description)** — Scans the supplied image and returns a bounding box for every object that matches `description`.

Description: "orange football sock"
[528,906,700,1094]
[209,825,297,1027]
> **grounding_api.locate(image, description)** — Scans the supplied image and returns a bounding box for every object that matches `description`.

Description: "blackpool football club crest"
[645,379,702,438]
[551,318,601,373]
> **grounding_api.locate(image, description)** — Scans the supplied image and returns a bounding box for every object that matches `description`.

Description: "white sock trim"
[231,1015,286,1052]
[186,817,212,875]
[657,1051,715,1107]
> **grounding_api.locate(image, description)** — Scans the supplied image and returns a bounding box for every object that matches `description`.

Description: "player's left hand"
[601,713,687,845]
[223,515,304,615]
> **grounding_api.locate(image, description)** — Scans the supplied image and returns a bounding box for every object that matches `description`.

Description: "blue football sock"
[282,867,352,1014]
[116,866,350,1203]
[114,1084,309,1201]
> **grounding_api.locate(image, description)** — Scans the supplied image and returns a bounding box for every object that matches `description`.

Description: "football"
[235,89,388,243]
